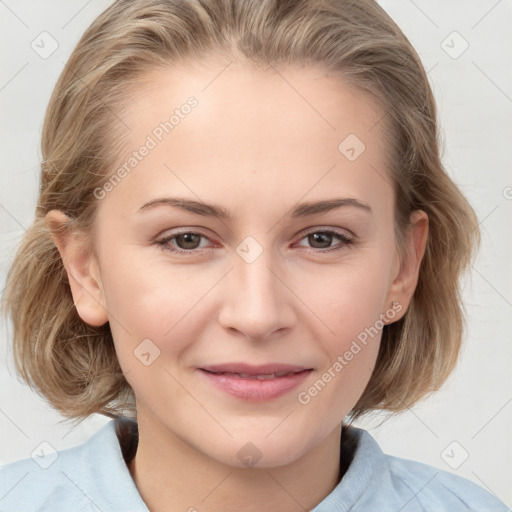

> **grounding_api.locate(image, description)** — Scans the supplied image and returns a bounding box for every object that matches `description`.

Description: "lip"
[198,363,313,401]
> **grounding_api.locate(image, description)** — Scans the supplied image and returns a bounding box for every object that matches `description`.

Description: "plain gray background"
[1,0,511,507]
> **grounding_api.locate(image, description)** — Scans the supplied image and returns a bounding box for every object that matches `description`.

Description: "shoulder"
[0,430,99,512]
[385,452,509,511]
[0,418,147,512]
[320,426,510,512]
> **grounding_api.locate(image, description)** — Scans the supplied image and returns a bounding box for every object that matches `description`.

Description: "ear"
[385,210,429,321]
[45,210,109,327]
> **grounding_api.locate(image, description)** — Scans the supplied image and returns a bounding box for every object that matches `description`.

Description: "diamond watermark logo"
[237,442,262,467]
[236,236,263,264]
[338,134,366,162]
[31,441,58,469]
[31,31,59,59]
[441,31,469,60]
[134,338,161,366]
[441,441,469,469]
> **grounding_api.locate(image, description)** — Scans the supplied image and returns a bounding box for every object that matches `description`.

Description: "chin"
[207,432,312,470]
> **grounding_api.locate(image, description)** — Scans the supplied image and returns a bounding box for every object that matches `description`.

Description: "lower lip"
[199,369,312,401]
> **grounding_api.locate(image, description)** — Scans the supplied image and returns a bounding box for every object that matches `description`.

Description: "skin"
[46,59,428,512]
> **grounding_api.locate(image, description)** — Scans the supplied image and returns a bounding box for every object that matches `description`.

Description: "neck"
[127,407,344,512]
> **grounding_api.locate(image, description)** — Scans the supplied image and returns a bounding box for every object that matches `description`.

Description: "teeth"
[255,373,278,380]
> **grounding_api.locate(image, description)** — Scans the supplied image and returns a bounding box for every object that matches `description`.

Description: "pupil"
[309,232,331,248]
[177,233,200,249]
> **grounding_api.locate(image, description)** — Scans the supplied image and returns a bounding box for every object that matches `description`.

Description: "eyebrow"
[137,196,372,218]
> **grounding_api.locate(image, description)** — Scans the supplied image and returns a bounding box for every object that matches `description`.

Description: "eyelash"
[155,228,355,256]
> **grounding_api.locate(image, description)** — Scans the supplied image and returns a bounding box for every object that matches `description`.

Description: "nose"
[217,245,296,341]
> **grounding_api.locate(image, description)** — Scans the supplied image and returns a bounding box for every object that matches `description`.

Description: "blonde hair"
[2,0,479,420]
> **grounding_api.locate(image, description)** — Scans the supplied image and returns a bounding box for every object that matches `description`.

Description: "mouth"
[198,363,313,401]
[200,362,312,375]
[201,370,305,380]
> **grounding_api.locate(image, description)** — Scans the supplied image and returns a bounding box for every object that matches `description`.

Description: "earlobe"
[387,210,429,320]
[45,210,109,327]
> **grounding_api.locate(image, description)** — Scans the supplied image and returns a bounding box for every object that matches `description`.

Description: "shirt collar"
[82,418,385,512]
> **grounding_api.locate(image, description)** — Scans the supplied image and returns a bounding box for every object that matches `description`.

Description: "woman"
[1,0,508,510]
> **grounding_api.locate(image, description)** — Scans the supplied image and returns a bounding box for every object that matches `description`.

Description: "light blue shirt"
[0,419,508,511]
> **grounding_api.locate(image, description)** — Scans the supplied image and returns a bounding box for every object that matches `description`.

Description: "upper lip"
[200,363,312,376]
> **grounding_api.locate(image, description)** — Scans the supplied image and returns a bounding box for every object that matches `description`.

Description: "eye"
[155,231,213,255]
[296,229,354,253]
[155,228,355,256]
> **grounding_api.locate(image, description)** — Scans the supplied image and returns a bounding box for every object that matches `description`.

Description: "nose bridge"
[218,239,294,339]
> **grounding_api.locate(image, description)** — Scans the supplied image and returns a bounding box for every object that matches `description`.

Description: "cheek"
[100,251,221,363]
[292,261,390,412]
[289,251,392,404]
[314,283,384,383]
[295,252,393,338]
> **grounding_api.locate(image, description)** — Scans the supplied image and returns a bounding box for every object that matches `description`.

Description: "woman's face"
[61,60,426,468]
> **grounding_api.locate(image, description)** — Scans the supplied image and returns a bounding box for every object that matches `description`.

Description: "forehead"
[100,60,393,219]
